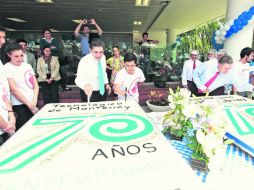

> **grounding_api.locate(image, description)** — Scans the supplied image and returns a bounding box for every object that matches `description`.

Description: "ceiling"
[0,0,227,34]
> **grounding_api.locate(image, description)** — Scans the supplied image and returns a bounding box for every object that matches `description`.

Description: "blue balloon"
[234,19,240,26]
[237,24,243,31]
[246,12,252,20]
[225,30,232,38]
[238,14,245,21]
[242,19,248,26]
[249,6,254,15]
[231,25,238,33]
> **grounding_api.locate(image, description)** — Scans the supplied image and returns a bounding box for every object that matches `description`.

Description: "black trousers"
[13,104,33,131]
[187,80,198,96]
[80,89,106,102]
[198,86,225,96]
[40,81,60,105]
[0,132,10,146]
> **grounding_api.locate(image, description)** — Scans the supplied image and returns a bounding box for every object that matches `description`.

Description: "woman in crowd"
[3,41,39,131]
[39,28,59,57]
[106,46,124,84]
[37,46,61,105]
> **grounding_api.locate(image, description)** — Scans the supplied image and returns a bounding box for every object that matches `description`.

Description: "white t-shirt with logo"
[0,81,8,135]
[114,67,145,103]
[4,62,35,105]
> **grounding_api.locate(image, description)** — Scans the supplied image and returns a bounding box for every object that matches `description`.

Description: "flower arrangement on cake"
[162,87,196,139]
[162,88,231,171]
[187,100,232,171]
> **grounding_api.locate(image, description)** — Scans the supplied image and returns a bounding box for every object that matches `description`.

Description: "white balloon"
[215,36,220,41]
[224,24,230,30]
[220,36,226,41]
[215,30,220,36]
[221,31,226,36]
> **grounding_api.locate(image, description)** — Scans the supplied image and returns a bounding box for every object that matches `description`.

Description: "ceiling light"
[133,31,139,33]
[135,0,150,7]
[133,21,142,25]
[6,18,27,22]
[4,27,16,31]
[50,28,58,32]
[72,19,82,24]
[160,1,170,6]
[35,0,54,3]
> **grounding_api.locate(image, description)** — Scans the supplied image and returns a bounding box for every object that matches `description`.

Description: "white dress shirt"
[193,62,236,92]
[233,61,254,92]
[181,59,202,86]
[75,53,108,91]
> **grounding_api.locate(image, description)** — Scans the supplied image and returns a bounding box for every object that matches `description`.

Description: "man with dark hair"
[114,53,145,103]
[0,27,6,63]
[74,18,103,57]
[16,39,37,72]
[135,32,159,80]
[75,39,111,102]
[193,55,237,96]
[233,47,254,98]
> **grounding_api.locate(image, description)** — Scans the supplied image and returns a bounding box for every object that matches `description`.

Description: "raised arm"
[90,18,103,36]
[74,19,87,37]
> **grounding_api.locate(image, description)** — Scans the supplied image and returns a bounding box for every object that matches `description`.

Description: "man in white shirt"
[233,47,254,98]
[181,50,202,96]
[75,39,111,102]
[193,55,236,96]
[114,53,145,103]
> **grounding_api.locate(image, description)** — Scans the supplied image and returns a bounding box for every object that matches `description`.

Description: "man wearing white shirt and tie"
[181,50,202,96]
[193,55,236,96]
[75,39,111,102]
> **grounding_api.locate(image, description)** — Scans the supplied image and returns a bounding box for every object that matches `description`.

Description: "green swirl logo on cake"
[89,114,154,142]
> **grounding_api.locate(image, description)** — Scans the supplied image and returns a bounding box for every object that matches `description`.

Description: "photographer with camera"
[74,18,103,57]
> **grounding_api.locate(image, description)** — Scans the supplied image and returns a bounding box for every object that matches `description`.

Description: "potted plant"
[146,90,170,112]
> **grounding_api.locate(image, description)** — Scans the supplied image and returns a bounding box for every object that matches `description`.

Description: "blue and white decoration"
[214,6,254,45]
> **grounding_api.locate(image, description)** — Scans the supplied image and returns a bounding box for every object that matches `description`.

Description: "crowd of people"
[0,18,254,146]
[181,48,254,97]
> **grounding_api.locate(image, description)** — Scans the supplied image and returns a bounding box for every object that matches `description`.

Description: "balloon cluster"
[214,6,254,44]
